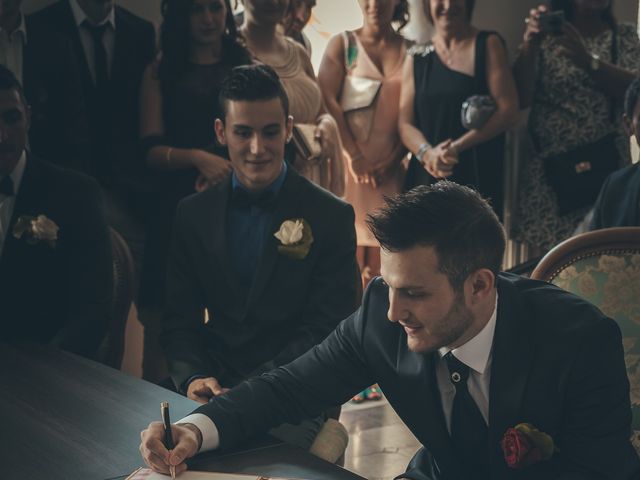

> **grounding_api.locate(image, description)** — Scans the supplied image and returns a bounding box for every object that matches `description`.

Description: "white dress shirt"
[0,151,27,256]
[435,294,498,432]
[178,293,500,452]
[0,14,27,85]
[177,412,220,453]
[68,0,116,83]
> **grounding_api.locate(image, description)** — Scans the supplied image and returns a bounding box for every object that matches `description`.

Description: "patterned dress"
[512,23,640,250]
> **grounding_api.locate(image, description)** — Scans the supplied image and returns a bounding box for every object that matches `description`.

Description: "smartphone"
[538,10,565,34]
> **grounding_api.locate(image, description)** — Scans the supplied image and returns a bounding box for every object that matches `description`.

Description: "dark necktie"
[0,176,14,197]
[83,21,109,91]
[444,352,490,475]
[230,187,276,210]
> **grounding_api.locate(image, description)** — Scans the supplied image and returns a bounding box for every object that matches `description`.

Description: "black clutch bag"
[543,133,620,215]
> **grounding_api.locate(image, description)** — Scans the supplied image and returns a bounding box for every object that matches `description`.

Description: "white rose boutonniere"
[274,218,313,260]
[13,214,59,248]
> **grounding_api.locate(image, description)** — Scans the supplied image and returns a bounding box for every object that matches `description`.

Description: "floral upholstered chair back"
[531,227,640,452]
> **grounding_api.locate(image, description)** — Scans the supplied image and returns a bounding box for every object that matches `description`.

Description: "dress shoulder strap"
[474,30,505,94]
[342,30,359,71]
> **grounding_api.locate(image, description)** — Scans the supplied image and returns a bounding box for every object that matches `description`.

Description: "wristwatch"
[589,52,601,72]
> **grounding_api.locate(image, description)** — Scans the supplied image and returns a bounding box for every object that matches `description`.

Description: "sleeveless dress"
[256,38,344,195]
[341,32,407,246]
[407,31,505,219]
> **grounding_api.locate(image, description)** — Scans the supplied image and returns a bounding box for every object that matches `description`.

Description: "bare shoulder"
[485,33,507,55]
[324,33,346,59]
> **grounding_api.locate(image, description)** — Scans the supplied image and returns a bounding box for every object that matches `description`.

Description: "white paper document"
[127,467,300,480]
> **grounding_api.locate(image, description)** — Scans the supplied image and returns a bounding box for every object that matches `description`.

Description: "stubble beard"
[409,291,475,354]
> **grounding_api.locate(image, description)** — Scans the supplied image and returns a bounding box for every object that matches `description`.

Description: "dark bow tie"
[0,175,14,197]
[231,187,276,209]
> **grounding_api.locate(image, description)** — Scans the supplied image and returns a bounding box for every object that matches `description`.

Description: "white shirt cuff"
[177,413,220,452]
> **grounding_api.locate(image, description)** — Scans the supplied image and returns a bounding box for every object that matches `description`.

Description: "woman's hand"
[523,5,547,46]
[194,174,214,193]
[557,22,591,69]
[422,139,458,179]
[192,150,233,186]
[348,150,370,183]
[347,150,384,188]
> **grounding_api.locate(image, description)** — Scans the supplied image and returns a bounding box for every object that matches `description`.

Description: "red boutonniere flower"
[501,423,556,469]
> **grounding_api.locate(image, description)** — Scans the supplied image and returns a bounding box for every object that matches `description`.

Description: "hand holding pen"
[139,403,202,476]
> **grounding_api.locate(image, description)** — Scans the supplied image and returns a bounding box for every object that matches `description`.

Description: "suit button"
[451,372,461,383]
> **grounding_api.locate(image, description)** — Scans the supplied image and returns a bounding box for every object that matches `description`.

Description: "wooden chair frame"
[531,227,640,282]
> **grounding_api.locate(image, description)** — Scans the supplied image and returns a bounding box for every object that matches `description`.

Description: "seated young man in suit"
[141,179,639,479]
[0,65,112,358]
[589,77,640,230]
[159,64,359,449]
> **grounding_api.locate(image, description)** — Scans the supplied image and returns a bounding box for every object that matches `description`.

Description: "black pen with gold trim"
[161,401,176,480]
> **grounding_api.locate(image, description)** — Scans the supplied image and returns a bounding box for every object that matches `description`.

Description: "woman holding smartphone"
[512,0,640,251]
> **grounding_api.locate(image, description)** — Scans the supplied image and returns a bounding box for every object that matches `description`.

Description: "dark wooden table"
[0,344,364,480]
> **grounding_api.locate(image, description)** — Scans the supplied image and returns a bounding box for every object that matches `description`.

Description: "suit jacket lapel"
[110,7,127,83]
[202,178,241,295]
[0,156,44,267]
[245,170,299,309]
[488,276,536,472]
[417,354,465,477]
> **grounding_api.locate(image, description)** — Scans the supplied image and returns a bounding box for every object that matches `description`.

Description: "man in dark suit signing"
[159,65,359,448]
[141,175,640,478]
[0,65,112,358]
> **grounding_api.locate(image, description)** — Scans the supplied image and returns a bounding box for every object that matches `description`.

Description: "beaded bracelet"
[416,142,432,165]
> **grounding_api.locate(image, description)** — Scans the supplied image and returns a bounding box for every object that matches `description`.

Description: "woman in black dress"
[398,0,517,219]
[137,0,252,383]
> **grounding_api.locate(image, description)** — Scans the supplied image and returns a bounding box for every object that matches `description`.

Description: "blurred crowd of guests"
[1,0,640,410]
